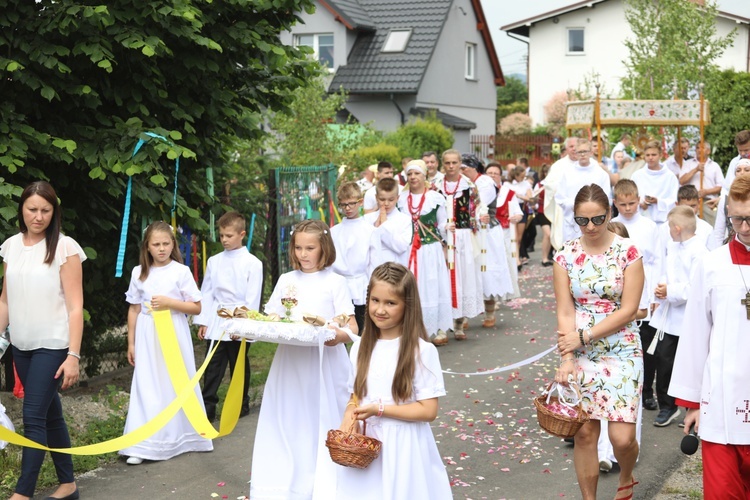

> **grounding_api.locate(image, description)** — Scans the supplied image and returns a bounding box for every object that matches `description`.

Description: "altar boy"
[195,211,263,421]
[649,206,707,428]
[364,177,411,268]
[669,175,750,498]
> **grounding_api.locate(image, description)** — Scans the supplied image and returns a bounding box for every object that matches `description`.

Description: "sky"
[480,0,566,79]
[480,0,748,81]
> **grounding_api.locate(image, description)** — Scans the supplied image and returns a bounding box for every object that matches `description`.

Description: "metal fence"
[267,164,340,283]
[471,133,558,167]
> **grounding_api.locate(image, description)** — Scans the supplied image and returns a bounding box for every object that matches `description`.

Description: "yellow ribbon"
[0,311,246,454]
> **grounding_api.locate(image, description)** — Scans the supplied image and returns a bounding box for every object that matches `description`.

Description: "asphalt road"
[49,258,689,500]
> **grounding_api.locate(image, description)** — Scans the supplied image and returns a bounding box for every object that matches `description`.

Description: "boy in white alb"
[657,186,712,251]
[649,206,707,428]
[363,162,403,214]
[194,211,263,421]
[331,181,375,333]
[631,141,679,227]
[668,175,750,499]
[554,138,612,243]
[364,177,411,268]
[611,180,660,404]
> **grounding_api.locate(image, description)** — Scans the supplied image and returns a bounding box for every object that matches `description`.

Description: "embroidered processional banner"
[566,99,711,129]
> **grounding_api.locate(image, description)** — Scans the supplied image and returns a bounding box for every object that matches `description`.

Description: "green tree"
[704,69,750,170]
[622,0,736,99]
[265,78,367,167]
[384,115,454,160]
[0,0,318,374]
[497,75,528,106]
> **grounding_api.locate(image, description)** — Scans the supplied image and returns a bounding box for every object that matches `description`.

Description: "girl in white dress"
[251,219,358,500]
[338,262,452,500]
[120,221,212,464]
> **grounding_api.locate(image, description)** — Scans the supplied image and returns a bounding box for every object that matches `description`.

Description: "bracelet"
[67,351,81,359]
[578,329,585,348]
[377,399,384,417]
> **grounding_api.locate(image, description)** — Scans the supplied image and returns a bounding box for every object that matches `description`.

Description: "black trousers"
[521,218,537,256]
[354,304,366,336]
[655,332,679,411]
[202,340,251,419]
[640,321,657,400]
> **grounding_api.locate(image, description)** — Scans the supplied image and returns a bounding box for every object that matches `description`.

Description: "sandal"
[615,479,639,500]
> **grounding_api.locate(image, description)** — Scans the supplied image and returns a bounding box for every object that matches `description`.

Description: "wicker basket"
[326,419,382,469]
[534,382,590,439]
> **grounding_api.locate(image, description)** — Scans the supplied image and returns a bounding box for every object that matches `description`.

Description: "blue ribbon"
[246,213,256,251]
[115,132,180,277]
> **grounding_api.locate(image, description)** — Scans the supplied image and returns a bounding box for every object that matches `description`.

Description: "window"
[382,29,412,53]
[296,33,334,69]
[567,28,584,54]
[465,43,476,80]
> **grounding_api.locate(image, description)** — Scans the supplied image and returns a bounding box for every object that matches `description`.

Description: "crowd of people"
[1,128,749,499]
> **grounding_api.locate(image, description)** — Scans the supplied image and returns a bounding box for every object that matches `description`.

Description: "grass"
[0,385,127,497]
[216,341,277,416]
[0,342,278,497]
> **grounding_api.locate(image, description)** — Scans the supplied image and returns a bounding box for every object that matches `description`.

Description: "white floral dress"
[554,236,643,422]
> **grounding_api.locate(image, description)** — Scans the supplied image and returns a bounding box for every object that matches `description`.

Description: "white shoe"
[598,458,612,472]
[127,456,144,465]
[432,330,448,346]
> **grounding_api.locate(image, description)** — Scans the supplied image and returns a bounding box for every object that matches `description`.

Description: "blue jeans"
[12,347,74,497]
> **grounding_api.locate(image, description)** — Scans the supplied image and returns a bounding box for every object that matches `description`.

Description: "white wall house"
[280,0,505,151]
[500,0,750,126]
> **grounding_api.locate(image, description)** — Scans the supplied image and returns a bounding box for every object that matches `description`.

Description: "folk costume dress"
[474,174,514,300]
[251,268,354,500]
[120,261,213,461]
[554,235,643,422]
[496,182,522,299]
[336,338,452,500]
[438,174,484,320]
[397,189,452,337]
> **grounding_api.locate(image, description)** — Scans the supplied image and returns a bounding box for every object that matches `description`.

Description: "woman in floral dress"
[553,184,645,500]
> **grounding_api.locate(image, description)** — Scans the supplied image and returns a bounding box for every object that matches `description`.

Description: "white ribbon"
[442,344,557,376]
[544,375,581,408]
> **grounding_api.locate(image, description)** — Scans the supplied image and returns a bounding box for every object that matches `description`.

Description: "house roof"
[501,0,750,36]
[329,0,504,94]
[318,0,375,31]
[410,106,477,130]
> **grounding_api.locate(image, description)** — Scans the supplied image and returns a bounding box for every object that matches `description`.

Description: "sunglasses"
[573,214,607,227]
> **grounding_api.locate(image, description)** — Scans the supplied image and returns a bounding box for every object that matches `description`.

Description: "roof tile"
[329,0,452,94]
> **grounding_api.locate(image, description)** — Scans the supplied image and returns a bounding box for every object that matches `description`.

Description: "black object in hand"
[680,424,700,455]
